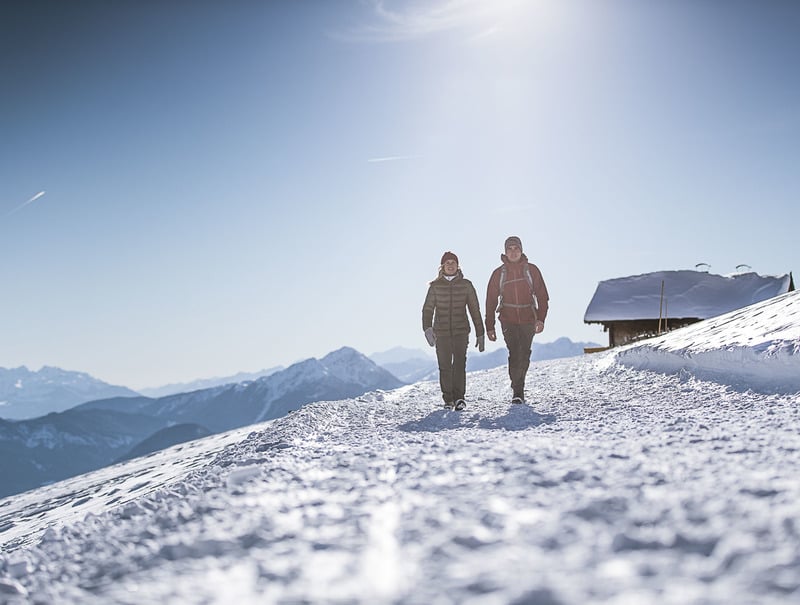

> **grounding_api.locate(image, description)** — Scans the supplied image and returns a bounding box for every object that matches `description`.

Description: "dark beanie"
[504,236,522,251]
[441,251,459,265]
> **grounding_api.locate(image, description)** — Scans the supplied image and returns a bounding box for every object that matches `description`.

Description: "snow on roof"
[584,269,791,323]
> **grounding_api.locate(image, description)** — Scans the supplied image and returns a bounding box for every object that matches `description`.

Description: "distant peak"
[0,365,31,373]
[332,346,359,354]
[323,347,366,362]
[38,366,91,379]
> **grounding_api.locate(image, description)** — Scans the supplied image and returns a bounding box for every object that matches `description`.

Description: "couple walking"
[421,236,549,410]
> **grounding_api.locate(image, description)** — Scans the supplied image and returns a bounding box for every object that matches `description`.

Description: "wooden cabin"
[584,270,794,349]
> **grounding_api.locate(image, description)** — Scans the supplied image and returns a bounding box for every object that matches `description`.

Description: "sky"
[1,0,799,390]
[2,289,799,602]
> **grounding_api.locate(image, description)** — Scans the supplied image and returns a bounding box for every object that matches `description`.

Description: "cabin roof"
[584,270,792,323]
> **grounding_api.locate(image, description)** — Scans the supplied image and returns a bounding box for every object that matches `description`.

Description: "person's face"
[506,244,522,262]
[443,259,458,275]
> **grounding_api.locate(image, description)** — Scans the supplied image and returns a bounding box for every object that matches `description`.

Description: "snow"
[0,292,799,604]
[615,290,800,393]
[584,269,792,322]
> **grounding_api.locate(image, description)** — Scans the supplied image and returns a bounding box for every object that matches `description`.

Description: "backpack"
[497,263,539,322]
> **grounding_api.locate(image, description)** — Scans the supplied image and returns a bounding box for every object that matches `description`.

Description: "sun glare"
[351,0,547,42]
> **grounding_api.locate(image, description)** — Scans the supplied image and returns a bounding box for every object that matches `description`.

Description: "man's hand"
[424,327,436,346]
[535,320,544,334]
[476,334,485,352]
[487,330,496,342]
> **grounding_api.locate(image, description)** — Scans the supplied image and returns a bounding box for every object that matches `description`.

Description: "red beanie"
[441,251,459,265]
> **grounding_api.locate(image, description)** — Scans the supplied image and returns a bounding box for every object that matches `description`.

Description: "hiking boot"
[443,401,455,410]
[511,396,524,404]
[454,399,467,411]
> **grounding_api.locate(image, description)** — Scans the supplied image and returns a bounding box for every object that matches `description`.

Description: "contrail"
[7,191,46,216]
[367,155,421,163]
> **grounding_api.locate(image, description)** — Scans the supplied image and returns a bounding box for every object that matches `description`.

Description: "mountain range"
[0,366,139,420]
[0,347,401,499]
[137,366,284,398]
[2,338,597,420]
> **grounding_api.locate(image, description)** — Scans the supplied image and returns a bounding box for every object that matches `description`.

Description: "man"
[422,251,485,410]
[485,236,549,404]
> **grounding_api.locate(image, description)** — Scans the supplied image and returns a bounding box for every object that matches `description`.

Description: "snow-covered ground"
[1,291,799,604]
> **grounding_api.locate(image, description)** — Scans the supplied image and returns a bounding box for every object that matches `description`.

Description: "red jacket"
[485,254,549,333]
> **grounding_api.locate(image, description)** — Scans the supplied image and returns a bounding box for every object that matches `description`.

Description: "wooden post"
[658,280,664,334]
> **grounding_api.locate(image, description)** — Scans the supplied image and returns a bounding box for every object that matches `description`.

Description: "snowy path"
[2,350,799,604]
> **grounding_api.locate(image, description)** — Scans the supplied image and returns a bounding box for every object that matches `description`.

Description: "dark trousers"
[501,323,536,397]
[435,332,469,403]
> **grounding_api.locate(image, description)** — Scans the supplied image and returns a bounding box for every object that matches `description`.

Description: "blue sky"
[2,0,798,390]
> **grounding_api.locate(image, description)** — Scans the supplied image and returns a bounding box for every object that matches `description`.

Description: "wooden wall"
[602,318,700,347]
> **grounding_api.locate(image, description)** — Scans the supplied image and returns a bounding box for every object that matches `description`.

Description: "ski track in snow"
[1,293,800,604]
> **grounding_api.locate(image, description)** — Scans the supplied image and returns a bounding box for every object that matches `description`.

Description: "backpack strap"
[524,264,540,317]
[497,265,507,310]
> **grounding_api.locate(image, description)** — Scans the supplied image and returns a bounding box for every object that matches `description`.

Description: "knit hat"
[440,251,459,265]
[504,236,523,251]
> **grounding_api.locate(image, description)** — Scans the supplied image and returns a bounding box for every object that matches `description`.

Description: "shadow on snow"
[397,404,556,433]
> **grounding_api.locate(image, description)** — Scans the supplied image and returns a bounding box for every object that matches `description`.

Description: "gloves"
[487,330,497,342]
[476,334,485,352]
[424,327,436,347]
[535,320,544,334]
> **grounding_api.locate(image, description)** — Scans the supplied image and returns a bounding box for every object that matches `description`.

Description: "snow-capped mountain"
[0,291,798,604]
[78,347,403,433]
[0,366,139,420]
[137,366,284,398]
[0,347,402,499]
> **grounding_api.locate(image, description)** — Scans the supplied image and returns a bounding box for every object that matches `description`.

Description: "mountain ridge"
[0,366,140,420]
[138,366,284,398]
[0,346,402,499]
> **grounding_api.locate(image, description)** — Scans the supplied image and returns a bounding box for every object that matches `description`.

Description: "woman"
[422,251,485,410]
